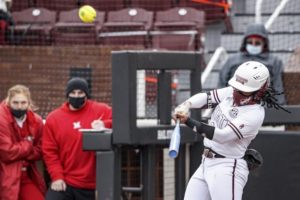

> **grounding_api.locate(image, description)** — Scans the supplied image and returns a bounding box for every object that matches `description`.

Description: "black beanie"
[66,77,90,98]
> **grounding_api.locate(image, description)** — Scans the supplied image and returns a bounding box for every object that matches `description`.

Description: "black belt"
[203,148,225,158]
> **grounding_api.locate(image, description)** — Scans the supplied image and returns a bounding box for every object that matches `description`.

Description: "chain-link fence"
[1,0,300,199]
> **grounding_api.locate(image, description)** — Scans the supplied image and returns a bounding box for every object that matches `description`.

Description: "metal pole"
[96,151,121,200]
[265,0,290,30]
[175,144,186,200]
[158,70,172,125]
[141,145,156,200]
[255,0,264,23]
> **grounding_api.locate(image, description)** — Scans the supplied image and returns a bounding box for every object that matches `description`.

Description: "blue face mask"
[246,44,263,55]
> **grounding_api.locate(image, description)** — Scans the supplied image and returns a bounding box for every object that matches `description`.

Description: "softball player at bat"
[174,61,287,200]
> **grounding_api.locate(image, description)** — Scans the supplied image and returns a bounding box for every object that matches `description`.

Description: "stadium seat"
[0,20,7,45]
[100,8,153,47]
[52,8,105,45]
[35,0,79,11]
[10,8,56,45]
[81,0,125,11]
[180,0,232,30]
[128,0,174,11]
[11,1,31,12]
[151,7,205,50]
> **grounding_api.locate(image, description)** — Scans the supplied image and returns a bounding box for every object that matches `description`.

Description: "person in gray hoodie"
[219,23,286,105]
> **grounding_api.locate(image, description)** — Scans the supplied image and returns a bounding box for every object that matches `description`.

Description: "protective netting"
[136,69,184,120]
[1,0,300,199]
[228,0,300,130]
[0,45,144,118]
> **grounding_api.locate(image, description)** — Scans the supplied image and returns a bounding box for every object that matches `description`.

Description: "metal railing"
[255,0,290,30]
[201,46,227,85]
[265,0,290,30]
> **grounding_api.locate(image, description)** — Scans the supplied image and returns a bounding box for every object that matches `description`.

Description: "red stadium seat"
[100,8,153,47]
[129,0,174,11]
[0,20,7,45]
[35,0,79,11]
[11,1,31,12]
[81,0,125,11]
[11,8,56,45]
[151,7,205,50]
[52,8,105,45]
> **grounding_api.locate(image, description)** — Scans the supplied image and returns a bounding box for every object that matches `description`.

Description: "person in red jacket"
[0,84,46,200]
[42,77,112,200]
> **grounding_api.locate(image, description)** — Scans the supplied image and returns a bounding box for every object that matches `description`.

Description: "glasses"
[246,39,263,46]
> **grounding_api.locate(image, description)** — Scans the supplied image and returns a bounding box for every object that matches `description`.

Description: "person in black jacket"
[219,23,286,105]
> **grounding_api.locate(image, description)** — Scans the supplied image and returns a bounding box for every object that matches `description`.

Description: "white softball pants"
[184,156,249,200]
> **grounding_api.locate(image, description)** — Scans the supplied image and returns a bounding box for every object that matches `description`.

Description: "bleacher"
[203,0,300,92]
[0,0,231,50]
[4,7,205,49]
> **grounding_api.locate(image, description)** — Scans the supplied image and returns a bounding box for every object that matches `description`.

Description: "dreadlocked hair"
[260,87,291,113]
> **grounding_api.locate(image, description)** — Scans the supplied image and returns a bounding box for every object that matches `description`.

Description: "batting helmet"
[228,61,270,93]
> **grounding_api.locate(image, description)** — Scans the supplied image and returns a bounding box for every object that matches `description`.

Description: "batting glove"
[174,101,191,116]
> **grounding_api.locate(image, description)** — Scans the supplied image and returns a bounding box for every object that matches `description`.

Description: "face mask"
[68,96,86,109]
[11,109,27,118]
[246,44,263,55]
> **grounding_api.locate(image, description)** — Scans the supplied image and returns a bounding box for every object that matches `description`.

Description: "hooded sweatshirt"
[219,23,286,105]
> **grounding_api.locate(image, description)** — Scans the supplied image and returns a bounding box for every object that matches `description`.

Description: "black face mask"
[11,109,27,118]
[68,96,86,109]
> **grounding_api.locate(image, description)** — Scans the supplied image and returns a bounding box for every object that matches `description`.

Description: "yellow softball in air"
[79,5,96,23]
